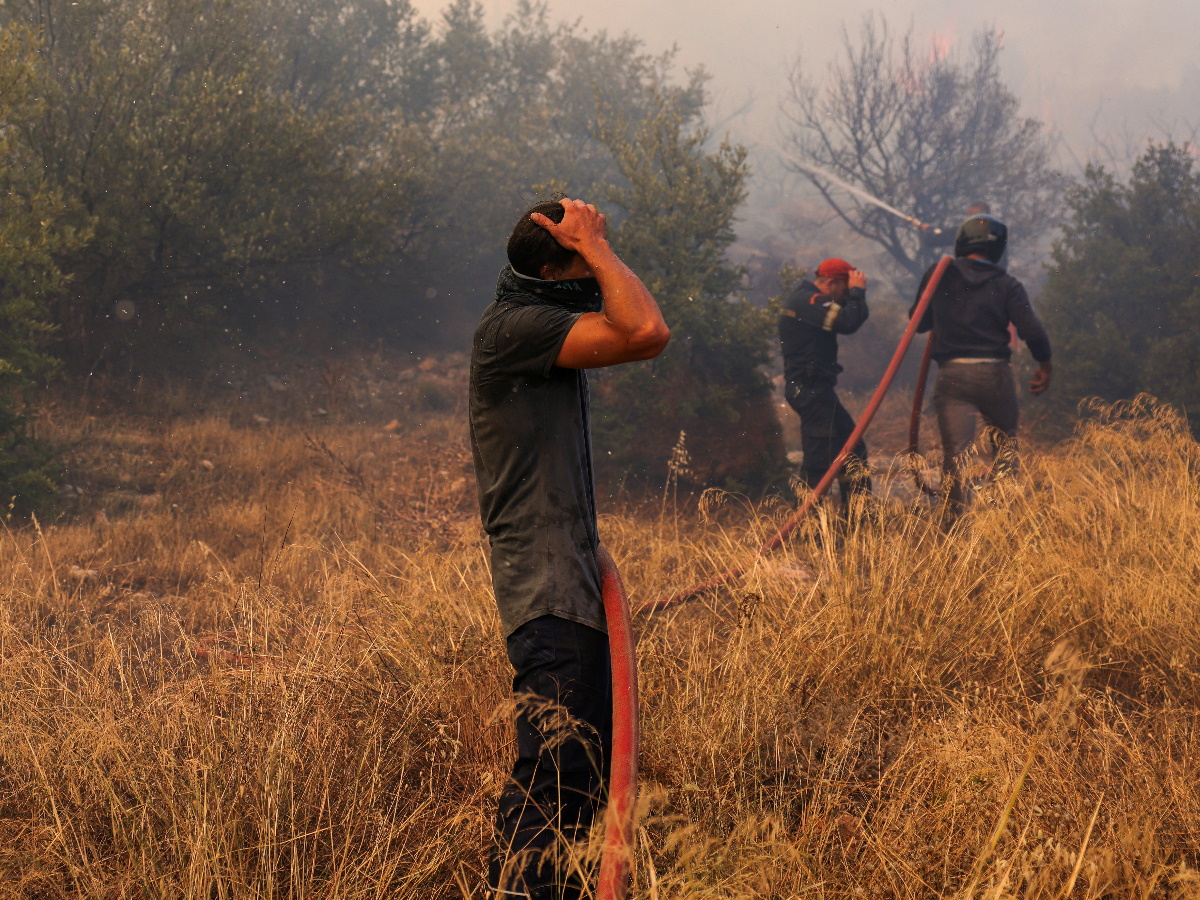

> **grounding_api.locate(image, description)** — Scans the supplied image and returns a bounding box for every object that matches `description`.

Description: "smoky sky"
[412,0,1200,160]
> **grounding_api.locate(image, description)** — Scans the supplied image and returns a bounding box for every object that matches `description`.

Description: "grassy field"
[1,359,1198,899]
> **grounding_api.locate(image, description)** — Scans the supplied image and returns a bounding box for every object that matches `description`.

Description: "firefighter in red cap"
[779,258,871,500]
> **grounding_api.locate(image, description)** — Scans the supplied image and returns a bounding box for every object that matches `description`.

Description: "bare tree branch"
[781,15,1062,283]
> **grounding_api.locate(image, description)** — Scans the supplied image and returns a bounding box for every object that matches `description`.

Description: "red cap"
[815,258,853,280]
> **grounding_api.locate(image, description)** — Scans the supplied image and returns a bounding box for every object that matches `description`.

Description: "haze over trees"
[1040,142,1200,432]
[590,93,786,490]
[781,18,1063,282]
[0,0,783,500]
[0,0,707,361]
[3,0,1200,507]
[0,25,82,509]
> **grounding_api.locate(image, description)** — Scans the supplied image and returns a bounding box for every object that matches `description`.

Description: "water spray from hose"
[778,149,925,228]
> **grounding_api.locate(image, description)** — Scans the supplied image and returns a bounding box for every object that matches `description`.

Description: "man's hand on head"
[529,199,608,255]
[848,269,867,291]
[542,199,669,369]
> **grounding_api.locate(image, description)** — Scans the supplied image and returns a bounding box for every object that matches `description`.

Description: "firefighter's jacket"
[779,279,869,386]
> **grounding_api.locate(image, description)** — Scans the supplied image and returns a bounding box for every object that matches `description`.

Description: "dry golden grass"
[2,372,1198,899]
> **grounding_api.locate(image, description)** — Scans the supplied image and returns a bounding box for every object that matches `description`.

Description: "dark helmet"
[954,214,1008,262]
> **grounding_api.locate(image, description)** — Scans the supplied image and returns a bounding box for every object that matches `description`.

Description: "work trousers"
[785,379,870,497]
[489,615,612,900]
[933,361,1020,517]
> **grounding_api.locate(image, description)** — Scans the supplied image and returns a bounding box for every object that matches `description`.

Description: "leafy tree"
[590,92,787,492]
[0,0,780,497]
[387,0,707,322]
[1040,143,1200,429]
[1,0,423,361]
[2,0,712,361]
[782,17,1062,282]
[0,24,86,512]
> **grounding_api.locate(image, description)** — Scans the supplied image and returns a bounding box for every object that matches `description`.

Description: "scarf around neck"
[495,265,602,315]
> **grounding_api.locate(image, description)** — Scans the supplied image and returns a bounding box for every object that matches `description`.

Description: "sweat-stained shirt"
[469,265,606,637]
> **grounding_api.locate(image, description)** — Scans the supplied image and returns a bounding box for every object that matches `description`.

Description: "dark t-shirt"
[469,266,606,637]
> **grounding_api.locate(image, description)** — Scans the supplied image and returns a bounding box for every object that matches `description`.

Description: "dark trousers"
[933,361,1020,516]
[489,615,612,900]
[785,379,870,496]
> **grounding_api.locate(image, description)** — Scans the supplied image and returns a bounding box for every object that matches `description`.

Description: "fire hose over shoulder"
[598,258,954,895]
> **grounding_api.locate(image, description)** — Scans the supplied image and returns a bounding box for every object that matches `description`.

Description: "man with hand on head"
[470,198,669,900]
[779,257,872,502]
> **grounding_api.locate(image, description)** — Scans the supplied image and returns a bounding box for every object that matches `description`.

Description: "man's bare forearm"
[533,198,669,367]
[578,239,668,348]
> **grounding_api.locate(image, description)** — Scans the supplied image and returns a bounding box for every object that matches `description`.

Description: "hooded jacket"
[779,278,869,385]
[911,258,1051,364]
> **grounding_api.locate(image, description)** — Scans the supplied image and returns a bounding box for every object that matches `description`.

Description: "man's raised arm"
[533,199,670,369]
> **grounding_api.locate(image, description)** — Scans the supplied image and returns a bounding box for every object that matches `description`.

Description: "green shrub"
[1040,143,1200,433]
[0,26,83,514]
[590,92,788,493]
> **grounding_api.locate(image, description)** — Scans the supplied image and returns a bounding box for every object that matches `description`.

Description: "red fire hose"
[188,259,951,900]
[198,259,951,900]
[194,551,641,900]
[597,545,639,900]
[193,559,639,897]
[637,255,954,615]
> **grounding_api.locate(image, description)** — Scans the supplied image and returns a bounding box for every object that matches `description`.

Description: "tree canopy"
[590,92,787,492]
[0,0,705,363]
[0,24,85,510]
[782,18,1062,282]
[1040,142,1200,429]
[0,0,785,493]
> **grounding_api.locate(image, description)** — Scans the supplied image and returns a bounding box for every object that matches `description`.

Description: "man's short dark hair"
[508,201,576,277]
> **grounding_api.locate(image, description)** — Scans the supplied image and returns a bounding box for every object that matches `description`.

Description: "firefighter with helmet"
[910,214,1053,519]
